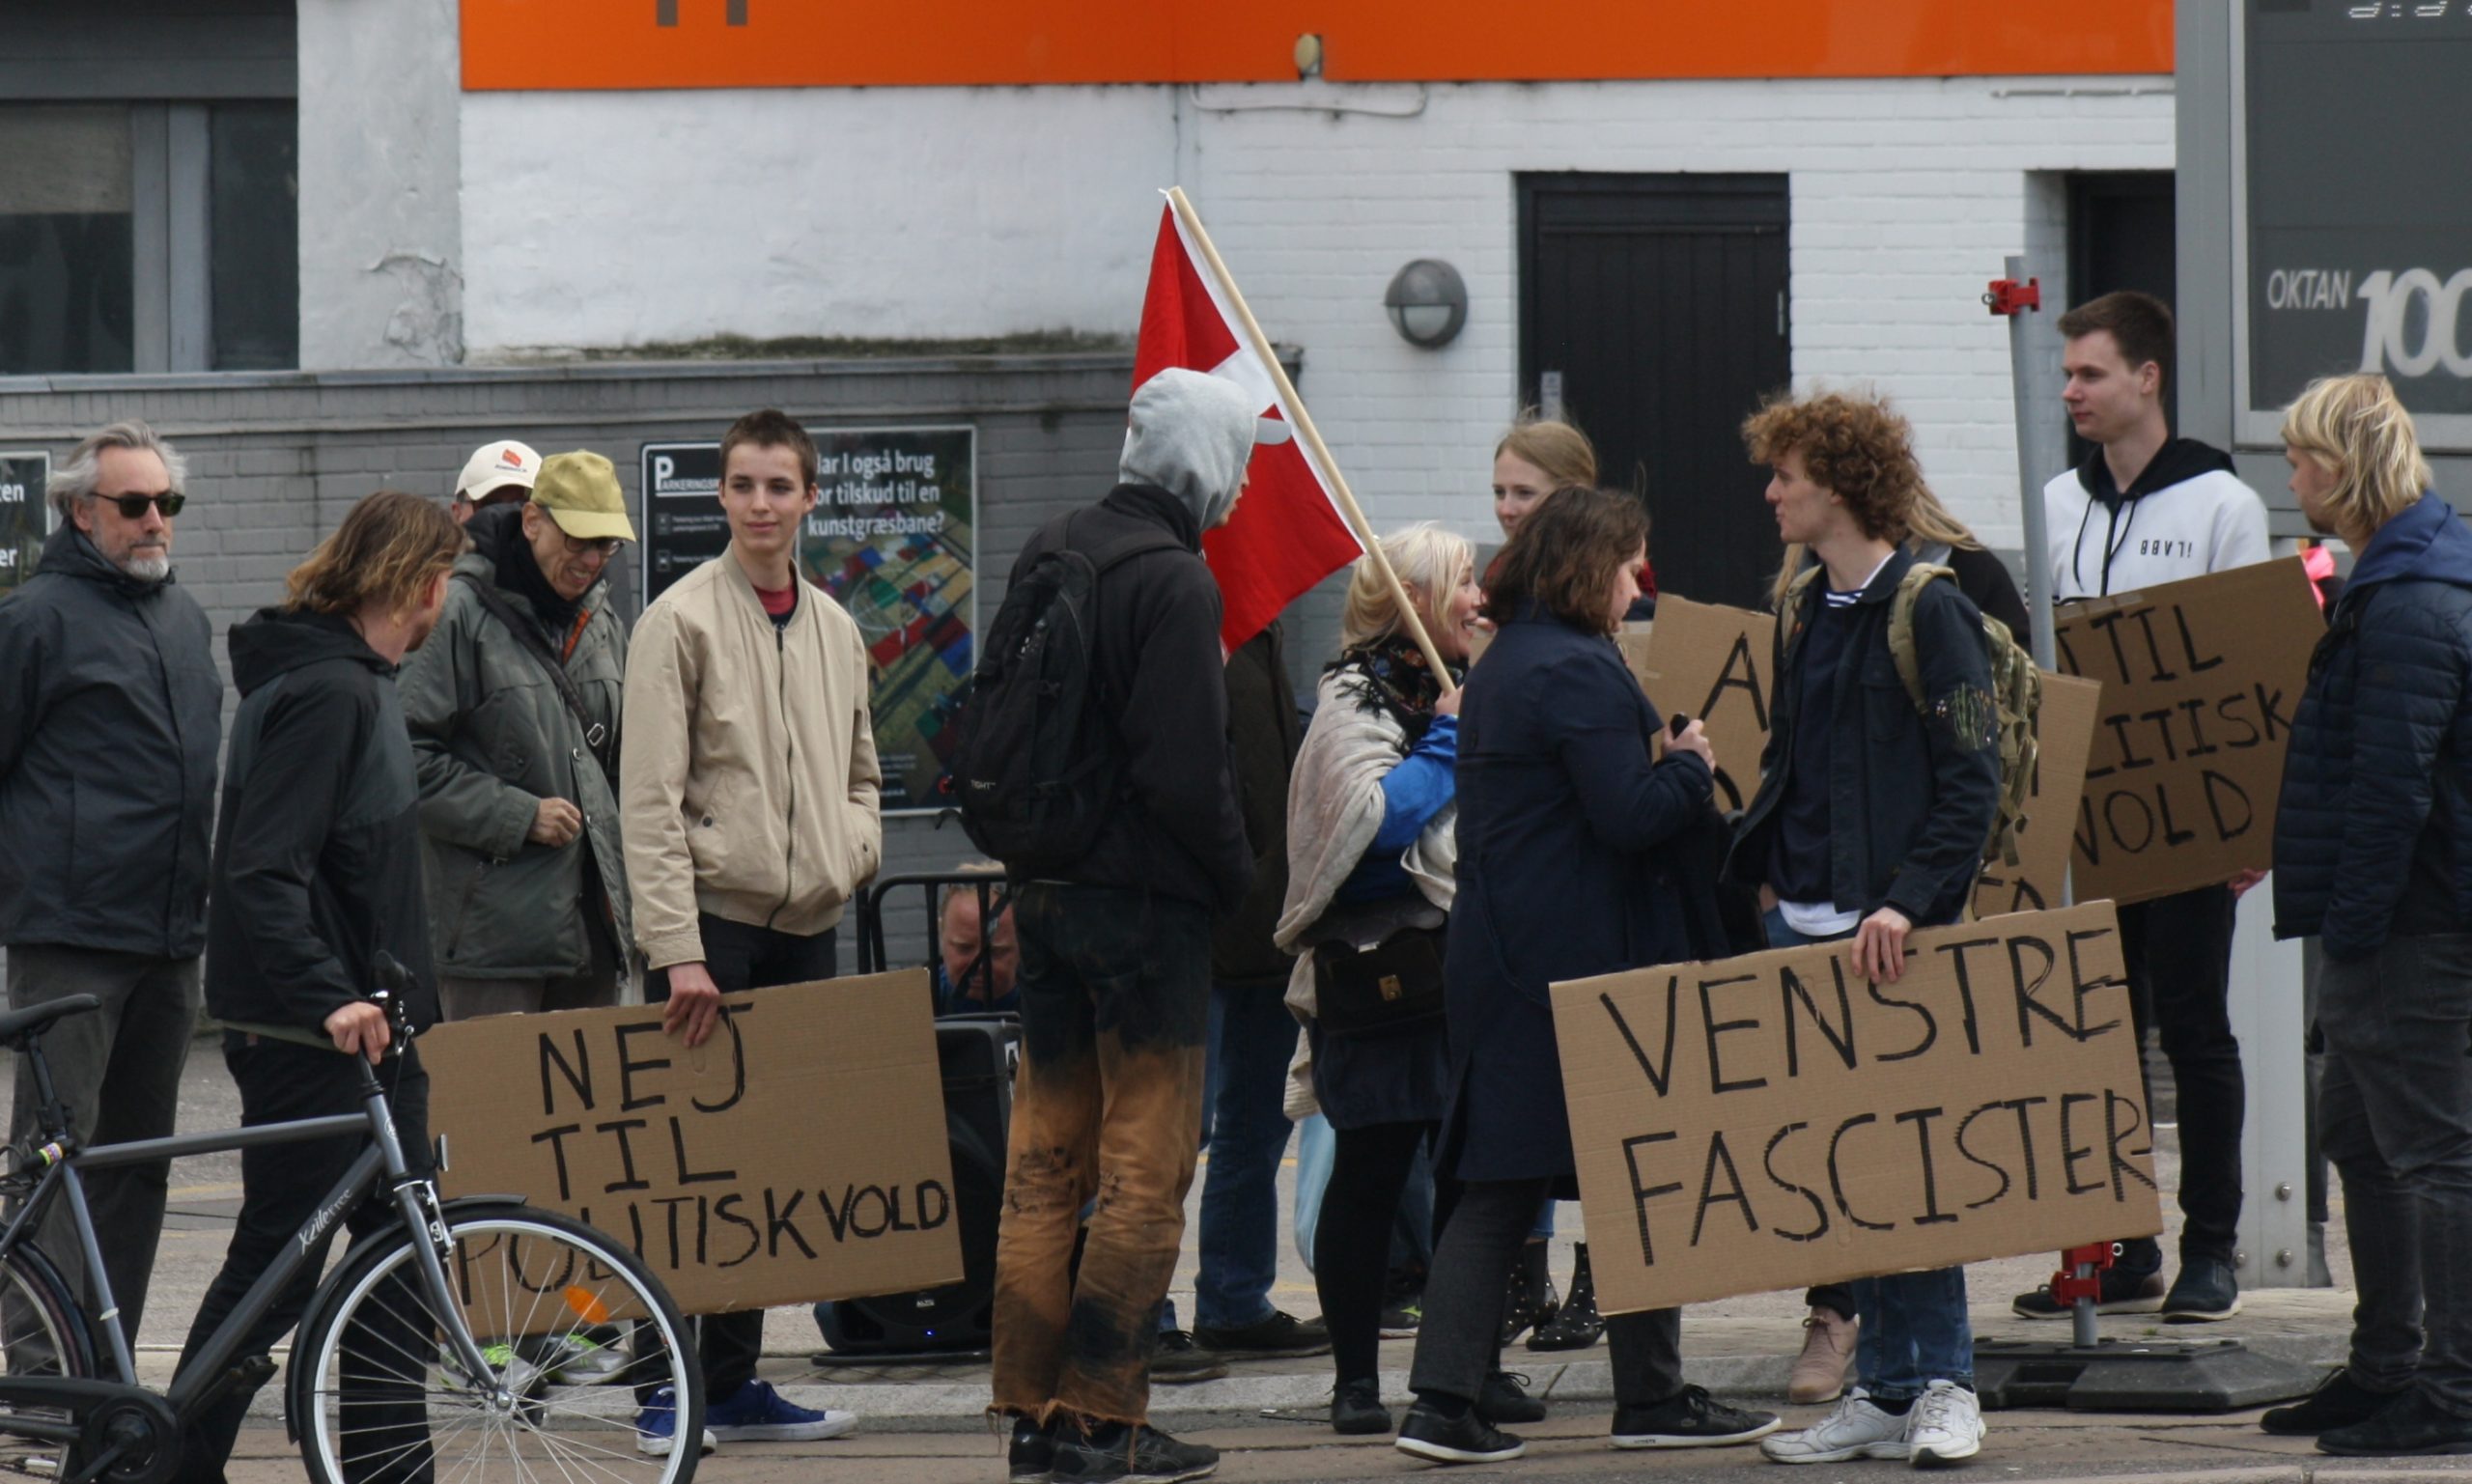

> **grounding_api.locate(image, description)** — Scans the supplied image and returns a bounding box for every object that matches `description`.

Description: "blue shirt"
[1336,714,1459,903]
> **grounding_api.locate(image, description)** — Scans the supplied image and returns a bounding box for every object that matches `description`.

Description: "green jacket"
[398,543,631,979]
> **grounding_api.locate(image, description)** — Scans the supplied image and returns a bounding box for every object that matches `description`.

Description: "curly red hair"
[1741,391,1924,543]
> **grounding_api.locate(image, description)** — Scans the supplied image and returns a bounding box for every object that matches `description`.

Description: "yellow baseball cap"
[531,451,635,543]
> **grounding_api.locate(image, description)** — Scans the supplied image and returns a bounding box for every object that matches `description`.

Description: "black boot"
[1528,1243,1604,1352]
[1500,1241,1559,1345]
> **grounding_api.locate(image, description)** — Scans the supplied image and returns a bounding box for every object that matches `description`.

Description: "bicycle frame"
[0,1049,502,1423]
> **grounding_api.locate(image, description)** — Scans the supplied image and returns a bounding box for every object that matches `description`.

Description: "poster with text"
[641,427,976,814]
[0,453,49,602]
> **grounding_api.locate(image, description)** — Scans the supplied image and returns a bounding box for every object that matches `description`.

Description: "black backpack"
[951,517,1179,874]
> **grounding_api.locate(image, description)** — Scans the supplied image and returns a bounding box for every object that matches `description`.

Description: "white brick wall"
[453,75,2174,555]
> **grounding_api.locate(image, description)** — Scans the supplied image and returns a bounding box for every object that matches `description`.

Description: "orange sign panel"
[461,1,2172,92]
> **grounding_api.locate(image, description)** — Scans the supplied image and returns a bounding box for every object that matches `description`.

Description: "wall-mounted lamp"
[1384,259,1467,349]
[1294,33,1324,81]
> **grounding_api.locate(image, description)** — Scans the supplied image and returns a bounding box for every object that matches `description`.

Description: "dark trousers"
[5,944,196,1351]
[1409,1176,1680,1408]
[641,915,837,1406]
[990,884,1212,1427]
[2116,885,2244,1272]
[176,1036,432,1484]
[1317,1121,1438,1386]
[2318,934,2472,1416]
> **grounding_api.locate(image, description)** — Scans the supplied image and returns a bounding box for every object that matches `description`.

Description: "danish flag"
[1133,202,1365,655]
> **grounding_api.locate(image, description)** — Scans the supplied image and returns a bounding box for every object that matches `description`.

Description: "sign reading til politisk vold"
[425,971,963,1317]
[639,427,977,813]
[2056,558,2322,906]
[0,452,49,602]
[1555,902,2159,1316]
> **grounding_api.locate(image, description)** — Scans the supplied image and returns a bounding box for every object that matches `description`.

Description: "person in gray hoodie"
[988,367,1269,1484]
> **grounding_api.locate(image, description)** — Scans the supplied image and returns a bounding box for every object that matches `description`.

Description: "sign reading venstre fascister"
[1554,902,2159,1316]
[2056,558,2321,906]
[425,971,963,1317]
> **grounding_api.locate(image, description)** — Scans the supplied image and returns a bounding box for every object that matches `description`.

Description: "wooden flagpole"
[1166,186,1455,682]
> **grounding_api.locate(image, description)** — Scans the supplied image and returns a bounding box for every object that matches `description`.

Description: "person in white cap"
[451,439,541,524]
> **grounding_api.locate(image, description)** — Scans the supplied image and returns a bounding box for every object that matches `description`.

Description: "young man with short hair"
[2018,291,2272,1326]
[1727,391,2002,1468]
[621,409,882,1455]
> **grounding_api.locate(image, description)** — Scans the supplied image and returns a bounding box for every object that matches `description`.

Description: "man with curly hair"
[1724,391,2003,1467]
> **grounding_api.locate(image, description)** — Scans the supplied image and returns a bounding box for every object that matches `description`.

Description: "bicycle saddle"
[0,994,100,1048]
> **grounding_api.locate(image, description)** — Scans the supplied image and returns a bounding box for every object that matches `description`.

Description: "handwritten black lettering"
[1692,1132,1758,1246]
[615,1022,672,1112]
[1621,1132,1686,1266]
[1825,1114,1895,1232]
[1700,974,1766,1094]
[1781,961,1858,1077]
[1762,1123,1829,1242]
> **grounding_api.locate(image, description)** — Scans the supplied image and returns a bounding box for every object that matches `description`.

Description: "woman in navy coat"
[1395,487,1781,1466]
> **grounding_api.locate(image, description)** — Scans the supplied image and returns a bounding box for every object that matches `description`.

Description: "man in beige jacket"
[619,407,883,1456]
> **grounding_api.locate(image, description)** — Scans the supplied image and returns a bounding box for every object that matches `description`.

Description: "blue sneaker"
[633,1386,716,1458]
[704,1378,857,1442]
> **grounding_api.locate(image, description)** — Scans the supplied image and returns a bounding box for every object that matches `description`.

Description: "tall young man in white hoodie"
[2017,290,2272,1326]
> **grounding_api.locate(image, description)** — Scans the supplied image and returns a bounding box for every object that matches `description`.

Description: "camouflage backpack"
[1783,562,2043,870]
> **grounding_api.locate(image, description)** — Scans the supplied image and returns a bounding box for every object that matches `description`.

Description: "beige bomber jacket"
[619,546,884,970]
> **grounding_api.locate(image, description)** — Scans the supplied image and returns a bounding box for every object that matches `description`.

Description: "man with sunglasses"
[0,420,220,1358]
[400,449,636,1027]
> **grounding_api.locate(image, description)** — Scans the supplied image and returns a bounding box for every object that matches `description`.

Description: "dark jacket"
[2274,492,2472,961]
[1443,607,1725,1185]
[206,608,439,1035]
[1726,547,2003,927]
[1933,543,2031,639]
[1213,623,1304,986]
[0,525,222,957]
[1009,484,1252,912]
[398,508,632,979]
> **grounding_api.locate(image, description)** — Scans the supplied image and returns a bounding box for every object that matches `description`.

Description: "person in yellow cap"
[399,449,635,1022]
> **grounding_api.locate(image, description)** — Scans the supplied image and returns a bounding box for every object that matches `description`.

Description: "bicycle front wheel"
[294,1203,701,1484]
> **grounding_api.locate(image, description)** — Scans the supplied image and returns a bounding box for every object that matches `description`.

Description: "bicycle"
[0,961,702,1484]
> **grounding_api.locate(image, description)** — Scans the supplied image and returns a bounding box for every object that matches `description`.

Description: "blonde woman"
[2264,374,2472,1455]
[1278,524,1480,1435]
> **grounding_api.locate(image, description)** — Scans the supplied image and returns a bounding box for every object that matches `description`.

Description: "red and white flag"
[1134,200,1365,654]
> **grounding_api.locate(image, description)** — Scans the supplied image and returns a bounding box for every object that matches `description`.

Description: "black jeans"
[1316,1121,1439,1386]
[2318,934,2472,1416]
[640,915,836,1407]
[1409,1176,1680,1409]
[175,1036,432,1484]
[2116,885,2244,1273]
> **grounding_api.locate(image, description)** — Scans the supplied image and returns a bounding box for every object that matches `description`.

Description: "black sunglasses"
[90,490,185,519]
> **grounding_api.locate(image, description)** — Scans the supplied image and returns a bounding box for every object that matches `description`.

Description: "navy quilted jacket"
[2273,492,2472,961]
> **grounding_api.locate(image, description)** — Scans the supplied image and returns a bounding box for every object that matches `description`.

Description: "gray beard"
[121,550,171,582]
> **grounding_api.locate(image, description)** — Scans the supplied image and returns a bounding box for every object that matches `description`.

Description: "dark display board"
[639,427,976,814]
[2244,1,2472,442]
[0,453,49,601]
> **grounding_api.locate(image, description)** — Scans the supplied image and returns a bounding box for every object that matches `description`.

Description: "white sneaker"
[1904,1380,1984,1467]
[1760,1389,1912,1464]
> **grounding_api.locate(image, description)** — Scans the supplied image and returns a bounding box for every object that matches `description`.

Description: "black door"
[1518,174,1791,611]
[2066,171,2177,462]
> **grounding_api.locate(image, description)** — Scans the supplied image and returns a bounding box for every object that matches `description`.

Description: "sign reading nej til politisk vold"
[424,971,963,1317]
[1632,595,2101,920]
[1553,902,2159,1316]
[2056,558,2322,906]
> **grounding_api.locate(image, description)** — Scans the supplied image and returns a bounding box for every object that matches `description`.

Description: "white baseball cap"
[455,440,542,502]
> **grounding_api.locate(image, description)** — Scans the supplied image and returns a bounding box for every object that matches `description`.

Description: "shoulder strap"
[1885,563,1956,713]
[455,572,614,781]
[1778,564,1826,661]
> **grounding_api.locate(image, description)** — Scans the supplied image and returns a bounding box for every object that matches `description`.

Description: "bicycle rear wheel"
[0,1242,97,1471]
[293,1203,700,1484]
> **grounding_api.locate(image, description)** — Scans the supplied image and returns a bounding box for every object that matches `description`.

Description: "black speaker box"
[814,1013,1017,1355]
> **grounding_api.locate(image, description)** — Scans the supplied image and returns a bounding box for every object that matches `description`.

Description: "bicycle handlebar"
[222,949,419,1057]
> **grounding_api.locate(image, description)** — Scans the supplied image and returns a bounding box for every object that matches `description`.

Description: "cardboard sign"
[1555,902,2159,1315]
[2057,559,2321,905]
[426,971,963,1316]
[1635,597,1777,813]
[1972,673,2103,919]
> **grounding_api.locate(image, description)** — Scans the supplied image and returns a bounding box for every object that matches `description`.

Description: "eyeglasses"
[89,490,184,519]
[558,533,625,560]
